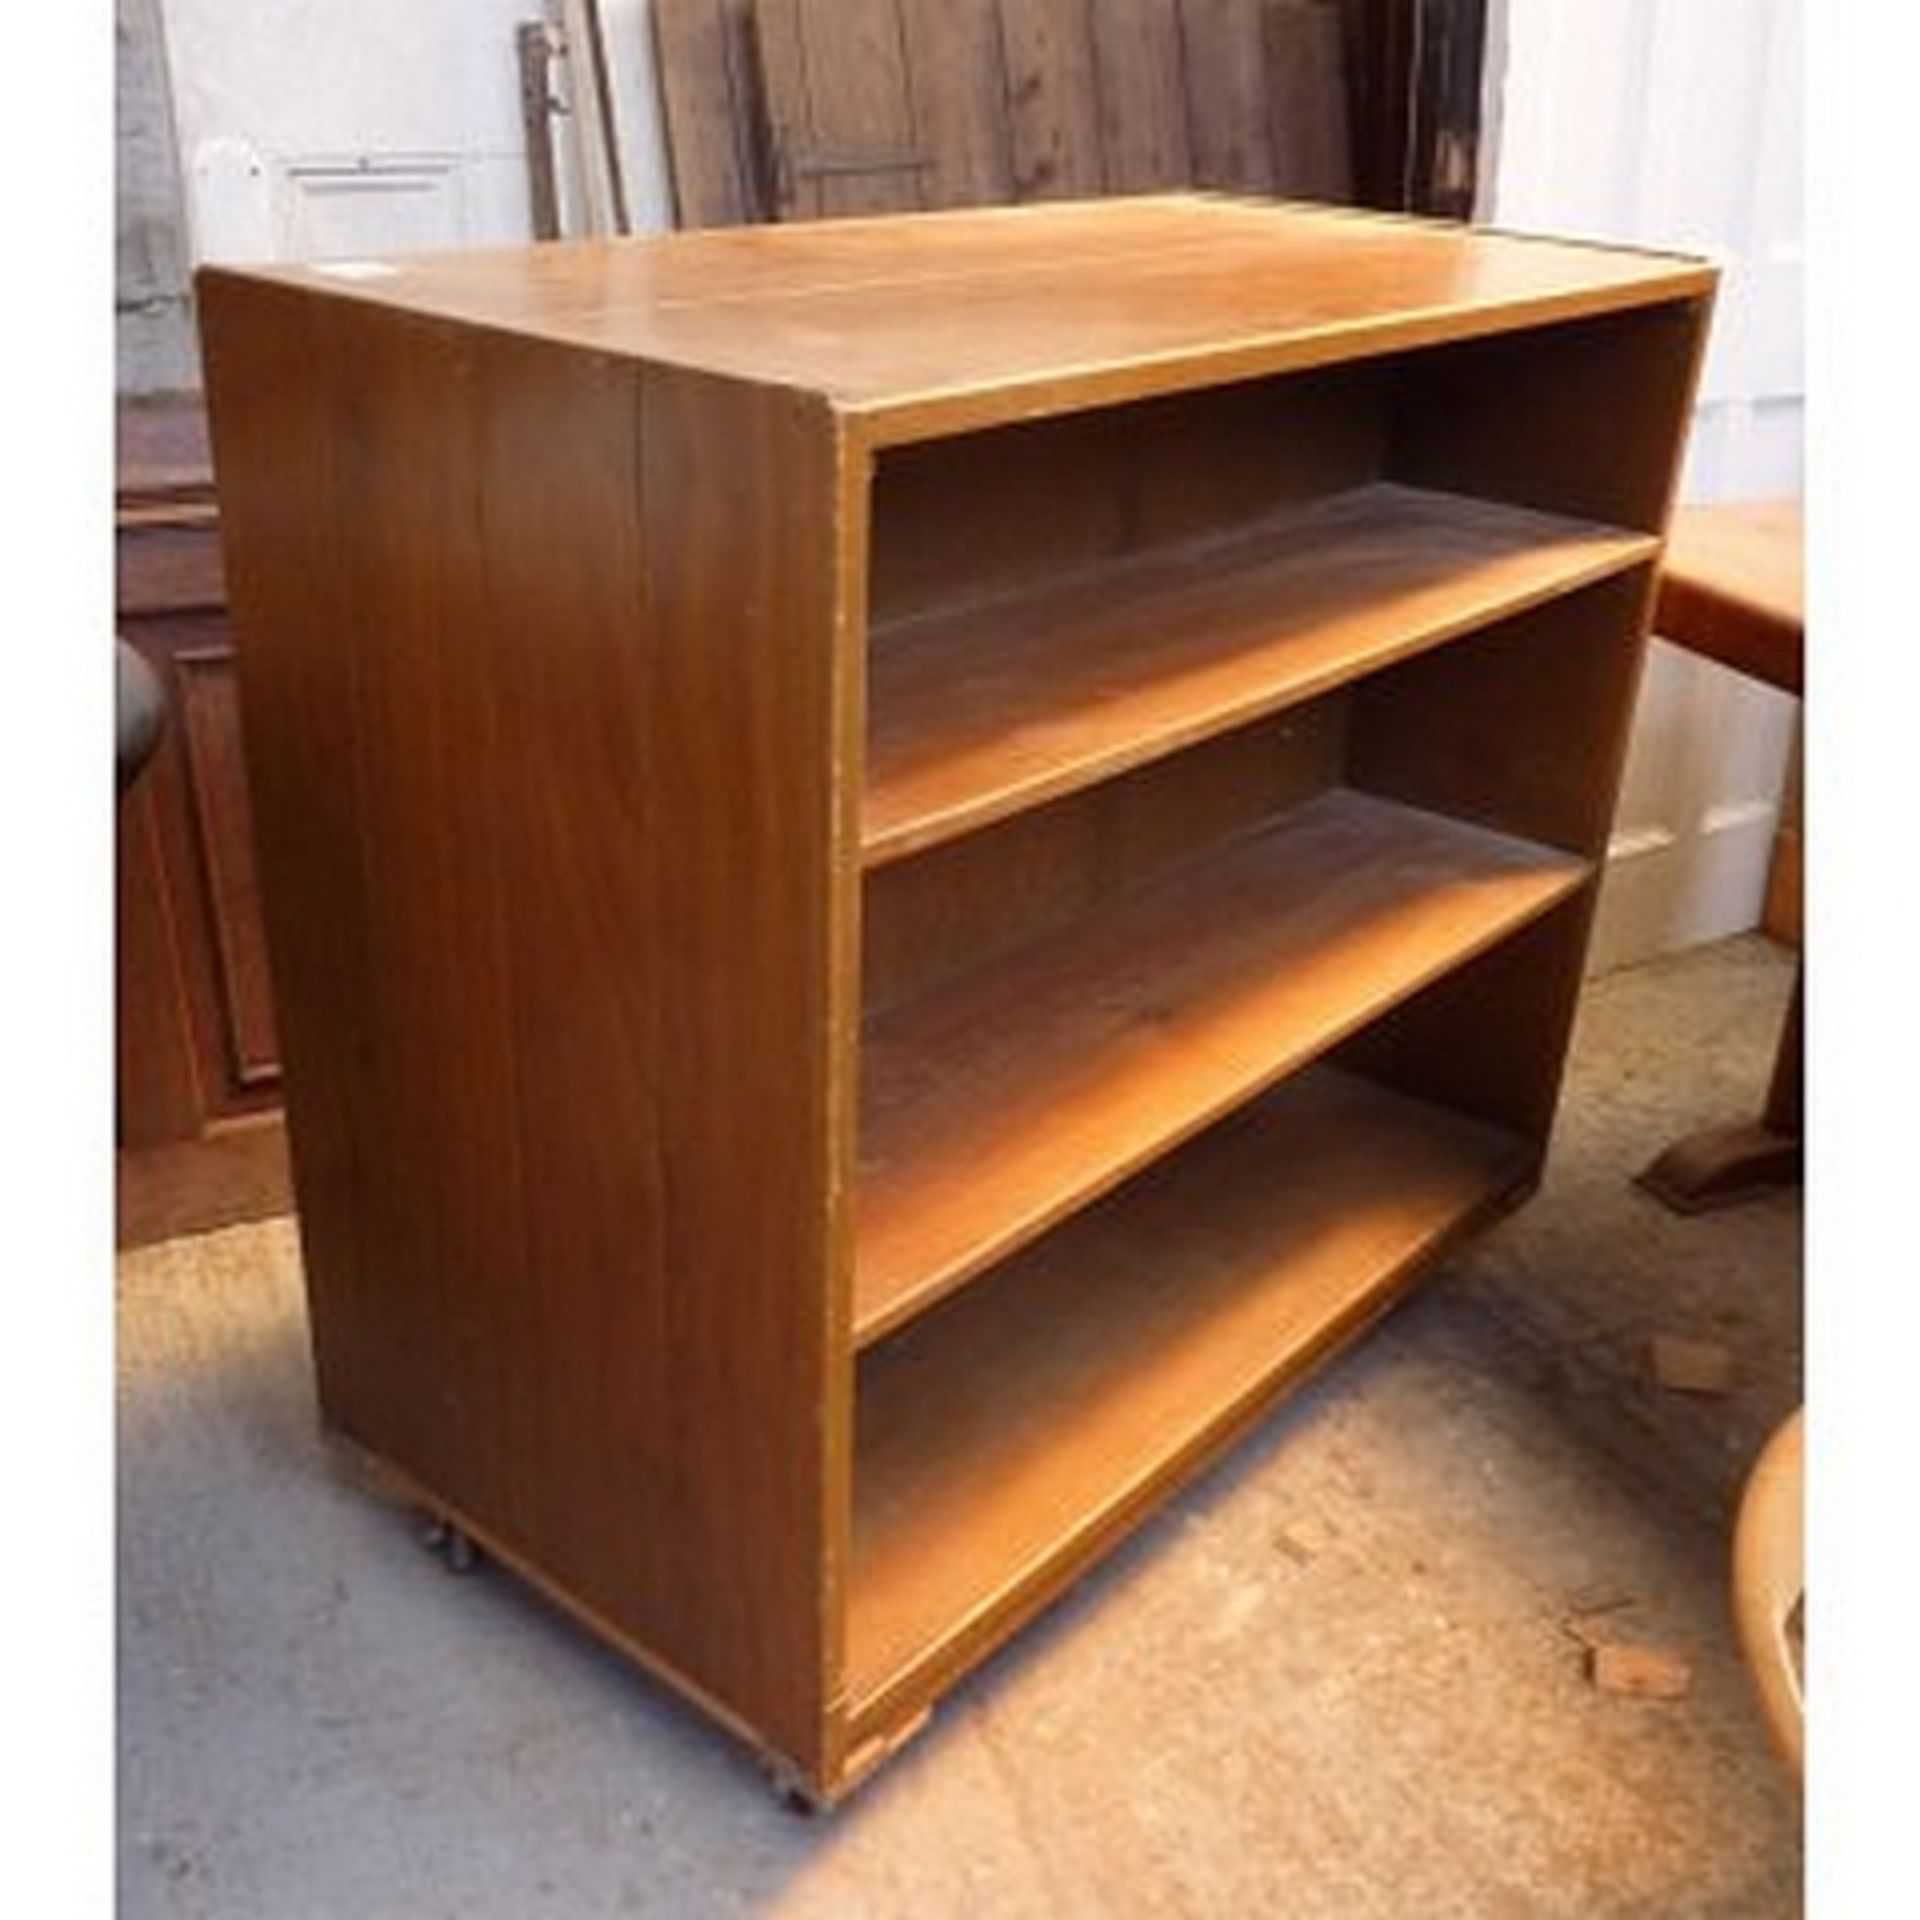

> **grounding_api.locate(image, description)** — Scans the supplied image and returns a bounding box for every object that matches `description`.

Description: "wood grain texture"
[653,0,773,226]
[116,772,207,1145]
[999,0,1107,200]
[116,618,285,1141]
[117,1113,293,1250]
[116,511,226,614]
[117,393,216,505]
[1331,886,1595,1144]
[867,362,1386,624]
[1654,500,1803,697]
[1334,575,1661,1150]
[857,786,1586,1341]
[865,485,1656,862]
[195,204,1707,1799]
[239,196,1712,446]
[756,0,928,218]
[1346,563,1657,859]
[1389,294,1714,534]
[171,648,279,1086]
[198,275,851,1775]
[116,393,289,1160]
[897,0,1016,207]
[1732,1406,1804,1774]
[1089,0,1193,190]
[661,0,1358,230]
[748,0,817,212]
[863,705,1345,1015]
[1265,1,1354,198]
[1180,0,1278,192]
[850,1063,1532,1727]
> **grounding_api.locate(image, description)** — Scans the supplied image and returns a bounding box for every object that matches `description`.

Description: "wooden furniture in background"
[1764,728,1802,948]
[1654,502,1802,697]
[198,195,1711,1803]
[116,395,290,1247]
[1733,1406,1804,1775]
[515,21,564,240]
[1637,501,1803,1213]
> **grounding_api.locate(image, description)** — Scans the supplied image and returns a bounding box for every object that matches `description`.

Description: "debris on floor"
[1561,1583,1638,1649]
[1565,1579,1636,1617]
[1589,1641,1695,1700]
[1649,1334,1738,1396]
[1273,1514,1336,1564]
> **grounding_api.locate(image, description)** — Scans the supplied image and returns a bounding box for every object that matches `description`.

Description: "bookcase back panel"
[862,698,1348,1015]
[865,297,1700,643]
[867,367,1390,626]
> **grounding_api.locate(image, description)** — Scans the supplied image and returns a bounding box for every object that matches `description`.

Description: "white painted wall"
[118,0,199,390]
[158,0,675,272]
[1485,0,1804,970]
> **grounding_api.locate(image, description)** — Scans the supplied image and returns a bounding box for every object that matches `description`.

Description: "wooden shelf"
[863,485,1655,865]
[856,786,1585,1343]
[849,1064,1533,1727]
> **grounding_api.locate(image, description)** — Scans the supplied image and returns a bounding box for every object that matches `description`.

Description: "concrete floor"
[118,936,1803,1918]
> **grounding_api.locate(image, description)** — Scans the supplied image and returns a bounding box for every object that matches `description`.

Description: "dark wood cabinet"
[116,396,289,1242]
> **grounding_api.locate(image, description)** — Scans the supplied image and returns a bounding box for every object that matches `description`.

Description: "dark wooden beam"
[1336,0,1488,217]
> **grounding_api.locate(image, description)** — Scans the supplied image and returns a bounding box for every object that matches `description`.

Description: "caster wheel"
[442,1526,481,1575]
[416,1514,481,1573]
[764,1760,823,1816]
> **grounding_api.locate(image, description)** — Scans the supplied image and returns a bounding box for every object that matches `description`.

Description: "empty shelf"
[849,1065,1534,1730]
[855,785,1586,1343]
[863,484,1655,864]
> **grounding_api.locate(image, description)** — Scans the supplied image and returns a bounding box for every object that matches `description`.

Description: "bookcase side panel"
[200,280,845,1774]
[1329,889,1603,1148]
[1347,297,1708,1147]
[1386,295,1712,533]
[1345,565,1660,861]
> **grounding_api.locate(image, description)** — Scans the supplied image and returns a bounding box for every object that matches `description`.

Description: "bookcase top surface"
[209,194,1712,444]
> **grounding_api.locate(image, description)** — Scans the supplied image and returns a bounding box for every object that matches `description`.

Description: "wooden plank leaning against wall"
[653,0,1490,225]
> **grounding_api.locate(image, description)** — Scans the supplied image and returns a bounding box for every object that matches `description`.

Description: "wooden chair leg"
[1637,964,1803,1214]
[1763,970,1803,1135]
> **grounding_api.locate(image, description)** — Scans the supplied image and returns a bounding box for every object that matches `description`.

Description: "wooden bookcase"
[198,195,1712,1804]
